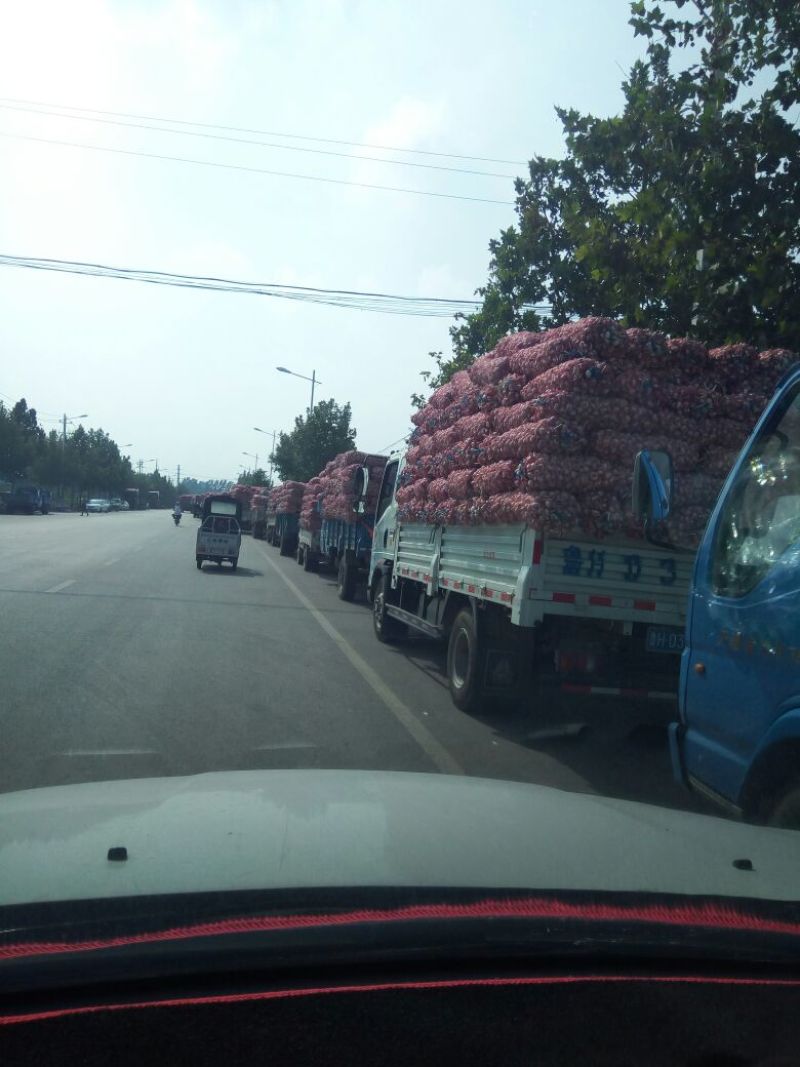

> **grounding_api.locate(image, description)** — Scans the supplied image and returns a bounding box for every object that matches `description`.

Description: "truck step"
[386,605,444,640]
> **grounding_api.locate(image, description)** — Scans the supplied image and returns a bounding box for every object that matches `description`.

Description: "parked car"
[85,498,111,513]
[109,497,125,511]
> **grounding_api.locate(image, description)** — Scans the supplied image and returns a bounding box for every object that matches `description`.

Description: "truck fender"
[368,563,388,604]
[441,591,474,637]
[739,707,800,816]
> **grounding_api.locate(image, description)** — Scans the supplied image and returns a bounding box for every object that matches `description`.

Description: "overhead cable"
[0,253,552,319]
[0,95,526,166]
[0,103,518,179]
[0,131,513,206]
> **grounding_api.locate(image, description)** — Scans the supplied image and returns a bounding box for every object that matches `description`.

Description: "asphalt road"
[0,510,703,812]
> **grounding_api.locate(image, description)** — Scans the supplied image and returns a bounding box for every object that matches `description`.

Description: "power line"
[0,103,517,180]
[0,253,553,318]
[0,131,513,206]
[0,95,527,166]
[373,433,411,454]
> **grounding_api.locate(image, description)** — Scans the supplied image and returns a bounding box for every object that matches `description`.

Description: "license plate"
[646,626,685,653]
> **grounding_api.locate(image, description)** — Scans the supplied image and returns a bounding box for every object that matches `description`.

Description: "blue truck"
[638,366,800,828]
[267,510,299,557]
[4,486,51,514]
[318,514,376,601]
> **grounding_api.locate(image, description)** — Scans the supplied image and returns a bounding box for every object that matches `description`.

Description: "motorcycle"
[173,512,181,526]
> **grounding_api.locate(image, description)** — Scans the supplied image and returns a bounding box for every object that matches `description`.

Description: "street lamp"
[276,366,319,414]
[253,427,278,481]
[62,412,88,445]
[242,450,259,474]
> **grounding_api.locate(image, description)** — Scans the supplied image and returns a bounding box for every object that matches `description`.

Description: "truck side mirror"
[633,450,673,523]
[352,465,369,514]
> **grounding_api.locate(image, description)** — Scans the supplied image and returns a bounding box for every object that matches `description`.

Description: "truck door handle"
[383,529,388,547]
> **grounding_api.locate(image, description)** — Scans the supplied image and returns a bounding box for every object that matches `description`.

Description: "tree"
[237,468,271,488]
[0,399,45,478]
[272,399,356,482]
[421,0,800,393]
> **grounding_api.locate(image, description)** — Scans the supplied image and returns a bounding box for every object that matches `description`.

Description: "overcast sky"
[0,0,647,482]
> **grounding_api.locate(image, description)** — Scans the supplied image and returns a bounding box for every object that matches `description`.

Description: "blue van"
[640,367,800,828]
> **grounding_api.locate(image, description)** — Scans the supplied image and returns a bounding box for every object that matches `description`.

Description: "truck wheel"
[231,560,238,572]
[279,532,292,557]
[766,781,800,829]
[372,573,406,643]
[447,609,524,714]
[196,558,202,570]
[447,610,483,712]
[337,556,357,601]
[304,549,318,573]
[296,545,305,566]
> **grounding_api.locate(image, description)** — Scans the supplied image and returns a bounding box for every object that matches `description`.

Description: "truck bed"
[393,523,693,628]
[320,517,373,560]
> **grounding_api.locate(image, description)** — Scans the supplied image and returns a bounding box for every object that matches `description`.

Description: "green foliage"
[0,397,216,508]
[237,468,271,488]
[420,0,800,395]
[272,399,357,482]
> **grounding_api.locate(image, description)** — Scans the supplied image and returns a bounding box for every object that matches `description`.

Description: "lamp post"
[276,366,319,414]
[62,412,88,447]
[242,451,259,481]
[253,427,278,481]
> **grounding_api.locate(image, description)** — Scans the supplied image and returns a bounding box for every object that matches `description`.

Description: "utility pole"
[176,464,181,488]
[137,460,143,475]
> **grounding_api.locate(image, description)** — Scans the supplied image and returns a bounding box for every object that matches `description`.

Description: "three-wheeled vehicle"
[196,494,242,571]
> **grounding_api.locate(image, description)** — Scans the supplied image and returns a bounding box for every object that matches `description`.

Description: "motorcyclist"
[172,501,182,524]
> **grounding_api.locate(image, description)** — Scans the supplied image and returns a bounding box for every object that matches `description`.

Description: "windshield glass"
[1,0,799,944]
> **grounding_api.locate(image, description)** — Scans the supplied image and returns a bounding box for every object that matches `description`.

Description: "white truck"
[365,452,694,713]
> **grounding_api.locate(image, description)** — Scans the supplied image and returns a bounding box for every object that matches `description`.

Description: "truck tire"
[304,549,318,573]
[337,556,357,601]
[231,559,238,572]
[296,544,304,566]
[447,609,483,712]
[279,532,293,557]
[196,557,202,570]
[372,572,406,643]
[447,608,525,714]
[766,780,800,829]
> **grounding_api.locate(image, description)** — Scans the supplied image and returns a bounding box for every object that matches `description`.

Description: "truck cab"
[367,452,403,599]
[643,368,800,827]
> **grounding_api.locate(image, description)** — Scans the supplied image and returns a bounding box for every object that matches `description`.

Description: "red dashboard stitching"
[2,895,800,962]
[3,974,800,1027]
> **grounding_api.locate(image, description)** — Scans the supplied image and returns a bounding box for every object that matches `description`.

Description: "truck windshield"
[712,387,800,598]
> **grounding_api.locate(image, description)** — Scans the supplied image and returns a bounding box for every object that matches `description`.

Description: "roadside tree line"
[0,398,172,506]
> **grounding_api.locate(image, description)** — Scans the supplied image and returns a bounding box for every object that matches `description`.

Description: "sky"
[0,0,649,482]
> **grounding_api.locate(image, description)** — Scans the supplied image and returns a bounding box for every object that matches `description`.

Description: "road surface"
[0,510,701,811]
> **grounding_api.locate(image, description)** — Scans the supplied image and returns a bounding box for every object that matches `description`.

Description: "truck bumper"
[668,721,688,789]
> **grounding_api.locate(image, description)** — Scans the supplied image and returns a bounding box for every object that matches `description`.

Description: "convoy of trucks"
[253,361,800,827]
